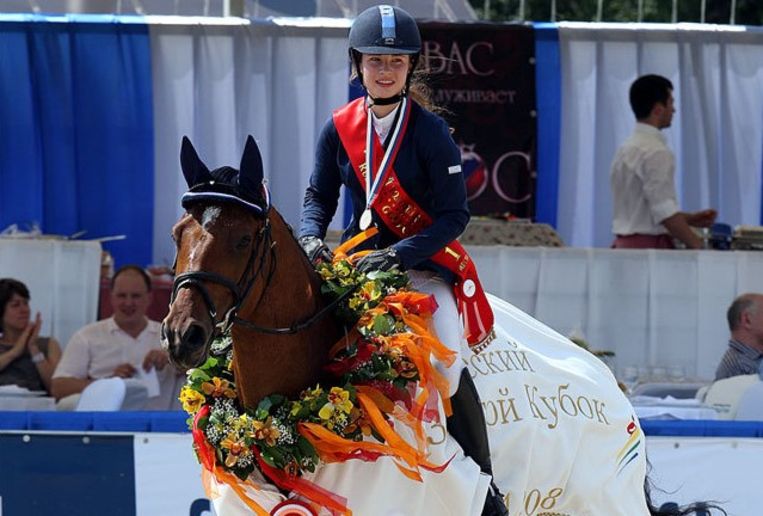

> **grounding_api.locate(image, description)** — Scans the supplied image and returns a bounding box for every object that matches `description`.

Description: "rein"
[171,214,354,338]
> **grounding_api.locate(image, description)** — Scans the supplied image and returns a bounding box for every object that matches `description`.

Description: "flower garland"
[179,242,456,512]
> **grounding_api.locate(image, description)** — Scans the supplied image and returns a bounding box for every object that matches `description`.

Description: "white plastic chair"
[702,374,759,420]
[734,381,763,420]
[75,377,127,411]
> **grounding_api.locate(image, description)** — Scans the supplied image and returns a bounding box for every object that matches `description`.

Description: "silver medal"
[359,209,373,230]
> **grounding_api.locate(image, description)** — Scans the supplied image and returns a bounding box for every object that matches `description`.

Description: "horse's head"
[162,136,271,369]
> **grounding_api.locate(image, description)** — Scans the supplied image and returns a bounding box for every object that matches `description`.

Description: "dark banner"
[419,22,536,218]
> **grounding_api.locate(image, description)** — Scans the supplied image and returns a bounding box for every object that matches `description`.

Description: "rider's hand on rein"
[299,235,334,265]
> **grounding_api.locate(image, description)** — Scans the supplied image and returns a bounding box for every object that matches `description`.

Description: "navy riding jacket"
[299,100,469,275]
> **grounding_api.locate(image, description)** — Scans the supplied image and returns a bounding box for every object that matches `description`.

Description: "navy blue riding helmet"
[348,5,422,101]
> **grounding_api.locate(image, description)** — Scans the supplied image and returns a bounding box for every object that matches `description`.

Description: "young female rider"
[299,6,506,515]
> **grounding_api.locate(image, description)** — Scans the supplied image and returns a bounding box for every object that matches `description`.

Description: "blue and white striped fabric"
[1,15,762,267]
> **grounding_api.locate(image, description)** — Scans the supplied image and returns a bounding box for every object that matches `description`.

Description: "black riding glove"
[356,248,402,274]
[298,235,333,265]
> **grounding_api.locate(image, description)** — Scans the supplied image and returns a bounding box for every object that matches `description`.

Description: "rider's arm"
[392,114,469,270]
[300,118,344,240]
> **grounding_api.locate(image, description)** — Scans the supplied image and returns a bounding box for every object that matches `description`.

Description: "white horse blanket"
[209,294,649,515]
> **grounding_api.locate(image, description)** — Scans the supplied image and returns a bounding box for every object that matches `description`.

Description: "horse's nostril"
[183,323,208,350]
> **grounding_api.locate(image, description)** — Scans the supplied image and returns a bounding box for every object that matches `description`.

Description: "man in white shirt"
[52,266,180,409]
[610,74,716,249]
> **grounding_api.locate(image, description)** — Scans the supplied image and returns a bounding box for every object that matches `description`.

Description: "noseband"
[170,214,357,341]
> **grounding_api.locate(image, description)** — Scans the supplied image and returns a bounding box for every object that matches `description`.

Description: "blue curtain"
[533,23,561,229]
[0,15,153,266]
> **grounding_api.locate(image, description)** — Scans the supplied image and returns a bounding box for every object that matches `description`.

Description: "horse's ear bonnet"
[179,135,270,216]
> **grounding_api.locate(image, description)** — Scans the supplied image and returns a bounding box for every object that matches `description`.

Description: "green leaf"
[372,314,392,335]
[188,368,211,383]
[260,449,277,468]
[200,356,218,370]
[296,436,316,459]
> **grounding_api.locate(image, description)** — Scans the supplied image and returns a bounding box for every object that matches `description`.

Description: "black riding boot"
[446,369,509,516]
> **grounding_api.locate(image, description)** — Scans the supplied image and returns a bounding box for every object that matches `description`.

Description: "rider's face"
[361,54,411,99]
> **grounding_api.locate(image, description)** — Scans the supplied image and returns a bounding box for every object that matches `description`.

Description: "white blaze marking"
[202,206,221,230]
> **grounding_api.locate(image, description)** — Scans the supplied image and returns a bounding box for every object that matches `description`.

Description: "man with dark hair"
[51,265,180,409]
[610,74,717,249]
[715,293,763,380]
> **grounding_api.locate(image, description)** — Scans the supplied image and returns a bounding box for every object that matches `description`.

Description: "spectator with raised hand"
[0,278,62,394]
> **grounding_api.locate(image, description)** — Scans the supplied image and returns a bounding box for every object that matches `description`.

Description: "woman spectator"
[0,278,61,393]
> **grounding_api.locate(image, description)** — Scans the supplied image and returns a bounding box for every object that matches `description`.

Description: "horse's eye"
[236,235,253,251]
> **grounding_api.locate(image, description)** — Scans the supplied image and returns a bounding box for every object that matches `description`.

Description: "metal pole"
[596,0,603,22]
[519,0,526,21]
[551,0,556,22]
[730,0,737,25]
[637,0,644,22]
[671,0,678,23]
[223,0,244,17]
[700,0,706,23]
[483,0,490,20]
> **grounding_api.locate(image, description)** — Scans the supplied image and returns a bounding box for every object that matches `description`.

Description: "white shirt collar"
[107,316,156,336]
[634,122,666,143]
[371,104,400,142]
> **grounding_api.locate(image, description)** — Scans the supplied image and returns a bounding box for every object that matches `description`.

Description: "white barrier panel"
[647,436,761,515]
[133,433,214,516]
[130,433,757,515]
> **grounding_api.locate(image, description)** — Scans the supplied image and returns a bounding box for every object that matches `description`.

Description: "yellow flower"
[179,387,205,414]
[300,386,324,402]
[201,377,236,399]
[251,417,281,447]
[220,434,248,467]
[318,387,353,420]
[360,281,381,302]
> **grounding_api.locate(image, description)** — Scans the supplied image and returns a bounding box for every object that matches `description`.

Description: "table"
[0,395,55,411]
[0,238,101,350]
[632,404,718,420]
[465,246,763,380]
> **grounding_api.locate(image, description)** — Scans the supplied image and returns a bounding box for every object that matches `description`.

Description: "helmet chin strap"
[368,93,403,106]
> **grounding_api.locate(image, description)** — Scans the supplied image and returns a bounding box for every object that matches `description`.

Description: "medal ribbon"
[363,97,411,220]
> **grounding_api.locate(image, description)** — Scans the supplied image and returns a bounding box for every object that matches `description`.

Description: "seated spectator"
[715,293,763,380]
[0,278,62,394]
[52,265,182,410]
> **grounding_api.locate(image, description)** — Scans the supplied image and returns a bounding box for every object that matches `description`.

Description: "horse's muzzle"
[161,318,211,370]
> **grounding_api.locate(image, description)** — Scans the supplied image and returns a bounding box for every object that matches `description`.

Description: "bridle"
[170,210,355,341]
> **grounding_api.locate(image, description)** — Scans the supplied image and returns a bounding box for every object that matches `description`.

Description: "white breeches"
[407,270,466,397]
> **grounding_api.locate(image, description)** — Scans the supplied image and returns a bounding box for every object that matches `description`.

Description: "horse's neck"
[231,209,340,408]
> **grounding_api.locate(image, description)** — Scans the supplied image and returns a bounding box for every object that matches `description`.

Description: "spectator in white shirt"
[610,74,717,249]
[52,265,180,409]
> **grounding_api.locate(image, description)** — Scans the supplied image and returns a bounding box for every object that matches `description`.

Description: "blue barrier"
[4,412,763,437]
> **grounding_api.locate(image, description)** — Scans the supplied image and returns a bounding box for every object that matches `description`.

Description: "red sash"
[333,98,495,349]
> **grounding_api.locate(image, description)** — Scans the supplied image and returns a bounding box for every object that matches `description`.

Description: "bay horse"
[162,136,719,516]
